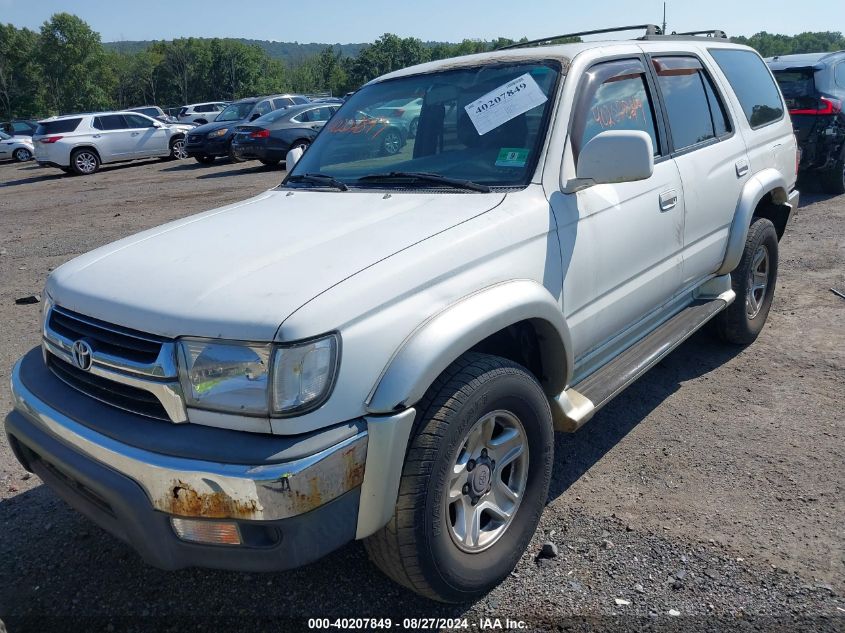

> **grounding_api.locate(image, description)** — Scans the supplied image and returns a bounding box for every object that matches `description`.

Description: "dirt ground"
[0,157,843,632]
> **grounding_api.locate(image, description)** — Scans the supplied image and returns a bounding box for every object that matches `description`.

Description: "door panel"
[92,115,135,161]
[124,114,168,157]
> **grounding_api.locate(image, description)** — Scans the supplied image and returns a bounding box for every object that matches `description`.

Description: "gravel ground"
[0,158,843,632]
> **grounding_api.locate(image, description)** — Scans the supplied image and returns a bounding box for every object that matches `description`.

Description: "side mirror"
[566,130,654,192]
[286,146,303,169]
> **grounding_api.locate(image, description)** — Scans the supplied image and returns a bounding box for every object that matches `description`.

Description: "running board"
[551,290,735,432]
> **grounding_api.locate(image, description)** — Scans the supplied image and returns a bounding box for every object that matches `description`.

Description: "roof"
[765,50,845,70]
[372,38,752,83]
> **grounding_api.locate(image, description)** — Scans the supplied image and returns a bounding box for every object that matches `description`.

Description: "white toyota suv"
[6,28,799,602]
[32,112,194,175]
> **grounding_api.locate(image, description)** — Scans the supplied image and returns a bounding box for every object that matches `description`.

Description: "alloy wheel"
[13,148,31,162]
[382,131,401,155]
[172,139,188,159]
[745,244,770,319]
[445,410,529,553]
[74,151,98,174]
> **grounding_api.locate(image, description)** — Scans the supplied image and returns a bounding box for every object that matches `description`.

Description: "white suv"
[176,102,228,125]
[7,29,799,602]
[32,112,194,174]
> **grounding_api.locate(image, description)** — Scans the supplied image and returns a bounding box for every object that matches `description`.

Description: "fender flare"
[717,168,788,275]
[366,280,573,413]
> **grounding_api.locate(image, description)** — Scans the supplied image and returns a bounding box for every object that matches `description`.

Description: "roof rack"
[667,29,727,38]
[497,24,662,50]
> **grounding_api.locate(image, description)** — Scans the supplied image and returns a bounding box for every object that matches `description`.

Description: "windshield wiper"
[286,173,349,191]
[356,171,492,193]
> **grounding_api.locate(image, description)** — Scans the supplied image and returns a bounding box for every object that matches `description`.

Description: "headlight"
[41,292,54,336]
[207,128,228,138]
[271,335,339,415]
[177,334,339,416]
[178,339,271,414]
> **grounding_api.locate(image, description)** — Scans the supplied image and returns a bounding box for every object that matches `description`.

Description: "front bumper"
[5,349,376,571]
[184,135,232,158]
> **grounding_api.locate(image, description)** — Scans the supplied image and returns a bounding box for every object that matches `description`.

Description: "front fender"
[717,168,788,275]
[366,280,572,413]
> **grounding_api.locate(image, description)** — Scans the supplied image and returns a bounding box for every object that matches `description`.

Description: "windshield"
[254,109,291,125]
[287,61,561,189]
[0,131,10,140]
[216,102,255,122]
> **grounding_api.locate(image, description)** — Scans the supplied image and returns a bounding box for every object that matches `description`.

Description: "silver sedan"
[0,131,35,162]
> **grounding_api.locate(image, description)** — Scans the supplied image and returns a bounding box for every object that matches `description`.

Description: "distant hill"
[104,39,369,64]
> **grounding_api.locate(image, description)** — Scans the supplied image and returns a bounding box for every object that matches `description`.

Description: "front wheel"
[712,217,779,344]
[13,148,32,162]
[194,155,215,164]
[259,158,280,166]
[168,137,188,160]
[380,129,402,156]
[365,352,553,603]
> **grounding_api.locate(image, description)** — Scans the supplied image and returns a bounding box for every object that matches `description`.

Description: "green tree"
[0,24,43,119]
[38,13,113,114]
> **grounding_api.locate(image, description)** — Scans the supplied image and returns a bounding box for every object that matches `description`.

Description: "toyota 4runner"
[6,27,799,602]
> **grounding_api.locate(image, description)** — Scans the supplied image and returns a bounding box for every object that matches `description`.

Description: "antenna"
[662,3,667,35]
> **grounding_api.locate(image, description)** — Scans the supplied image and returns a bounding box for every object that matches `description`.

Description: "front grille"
[49,306,163,365]
[47,354,170,421]
[186,134,203,144]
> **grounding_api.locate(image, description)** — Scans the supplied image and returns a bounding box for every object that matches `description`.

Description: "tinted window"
[772,69,818,111]
[11,121,34,134]
[93,115,127,130]
[273,97,294,109]
[702,73,731,137]
[579,62,659,156]
[835,63,845,89]
[710,49,784,128]
[0,131,10,140]
[293,96,309,104]
[35,118,82,135]
[216,102,255,122]
[132,107,159,118]
[125,114,155,128]
[310,107,334,122]
[292,110,311,123]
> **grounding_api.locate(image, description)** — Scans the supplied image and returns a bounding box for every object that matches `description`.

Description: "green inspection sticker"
[495,148,529,167]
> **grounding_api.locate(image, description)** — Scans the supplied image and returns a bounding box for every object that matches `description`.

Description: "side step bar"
[551,290,735,432]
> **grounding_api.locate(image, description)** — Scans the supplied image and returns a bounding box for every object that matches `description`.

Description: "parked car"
[318,110,409,159]
[766,51,845,194]
[184,94,311,163]
[176,102,229,126]
[231,103,340,165]
[369,97,422,137]
[1,119,38,137]
[6,30,799,603]
[32,112,193,175]
[128,105,179,125]
[0,130,35,161]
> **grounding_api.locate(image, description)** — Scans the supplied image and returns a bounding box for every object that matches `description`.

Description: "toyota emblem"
[71,340,93,371]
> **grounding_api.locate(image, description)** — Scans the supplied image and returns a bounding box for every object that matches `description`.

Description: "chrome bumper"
[9,357,368,521]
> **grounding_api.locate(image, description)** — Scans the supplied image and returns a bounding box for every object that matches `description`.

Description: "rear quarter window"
[836,63,845,89]
[709,49,784,128]
[35,118,82,135]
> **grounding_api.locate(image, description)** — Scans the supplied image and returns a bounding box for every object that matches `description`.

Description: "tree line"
[2,12,844,121]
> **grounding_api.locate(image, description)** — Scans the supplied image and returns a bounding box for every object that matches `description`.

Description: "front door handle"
[659,190,678,211]
[131,132,140,137]
[735,158,749,177]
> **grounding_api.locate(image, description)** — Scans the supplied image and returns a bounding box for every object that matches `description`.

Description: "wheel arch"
[366,280,573,414]
[717,168,789,275]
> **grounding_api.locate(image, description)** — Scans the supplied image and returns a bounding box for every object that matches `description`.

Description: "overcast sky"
[2,0,842,43]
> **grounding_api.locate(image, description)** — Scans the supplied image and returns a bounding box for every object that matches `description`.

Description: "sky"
[1,0,843,43]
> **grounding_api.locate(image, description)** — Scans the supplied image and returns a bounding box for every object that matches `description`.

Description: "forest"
[2,13,844,120]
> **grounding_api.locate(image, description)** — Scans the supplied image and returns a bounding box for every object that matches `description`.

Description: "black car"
[184,94,310,164]
[231,104,340,165]
[767,51,845,194]
[1,119,38,137]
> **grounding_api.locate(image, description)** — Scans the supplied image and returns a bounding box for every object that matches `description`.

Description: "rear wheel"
[365,352,553,603]
[228,142,245,163]
[712,217,779,344]
[70,148,100,175]
[819,153,845,195]
[291,139,310,153]
[194,155,215,164]
[259,158,280,166]
[380,128,402,155]
[409,117,419,138]
[13,148,32,162]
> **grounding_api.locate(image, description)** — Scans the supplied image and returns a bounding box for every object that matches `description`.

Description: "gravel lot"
[0,157,843,632]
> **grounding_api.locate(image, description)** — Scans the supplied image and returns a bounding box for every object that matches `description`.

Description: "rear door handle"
[735,158,749,177]
[659,190,678,211]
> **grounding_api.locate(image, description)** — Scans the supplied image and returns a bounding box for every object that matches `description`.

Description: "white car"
[0,131,34,162]
[176,102,228,125]
[8,29,799,602]
[32,112,193,175]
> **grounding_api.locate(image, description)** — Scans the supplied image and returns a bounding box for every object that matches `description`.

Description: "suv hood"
[48,189,506,340]
[191,119,242,134]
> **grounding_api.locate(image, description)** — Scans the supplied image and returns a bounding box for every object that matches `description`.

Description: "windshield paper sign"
[465,73,548,136]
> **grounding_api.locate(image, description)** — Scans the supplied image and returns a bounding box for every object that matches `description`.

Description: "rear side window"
[653,56,731,151]
[293,96,309,105]
[35,118,82,135]
[576,59,660,157]
[255,101,272,116]
[273,97,295,109]
[93,115,127,130]
[709,49,784,128]
[835,63,845,89]
[125,114,154,128]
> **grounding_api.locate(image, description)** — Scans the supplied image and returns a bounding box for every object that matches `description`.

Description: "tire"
[380,128,402,155]
[168,137,188,160]
[13,147,32,162]
[194,155,215,164]
[409,117,419,138]
[291,139,311,153]
[365,352,554,603]
[259,158,280,166]
[819,154,845,195]
[712,217,779,345]
[228,142,245,163]
[70,148,100,175]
